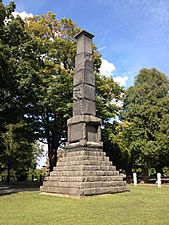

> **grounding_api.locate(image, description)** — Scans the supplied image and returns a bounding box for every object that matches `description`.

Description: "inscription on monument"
[73,87,83,100]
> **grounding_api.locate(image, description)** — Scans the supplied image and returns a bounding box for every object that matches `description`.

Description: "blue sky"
[3,0,169,87]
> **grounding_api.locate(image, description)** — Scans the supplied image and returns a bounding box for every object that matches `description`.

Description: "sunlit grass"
[1,185,169,225]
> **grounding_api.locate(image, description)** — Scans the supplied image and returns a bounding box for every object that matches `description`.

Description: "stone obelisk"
[40,30,129,196]
[67,30,102,150]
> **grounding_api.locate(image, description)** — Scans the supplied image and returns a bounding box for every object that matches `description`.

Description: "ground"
[0,184,169,225]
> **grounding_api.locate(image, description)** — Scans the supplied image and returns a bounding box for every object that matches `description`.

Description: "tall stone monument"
[40,30,129,196]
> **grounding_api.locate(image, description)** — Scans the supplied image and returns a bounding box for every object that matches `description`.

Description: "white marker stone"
[133,172,137,186]
[157,173,161,188]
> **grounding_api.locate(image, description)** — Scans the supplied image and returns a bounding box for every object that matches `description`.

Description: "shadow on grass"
[0,182,41,196]
[0,188,40,196]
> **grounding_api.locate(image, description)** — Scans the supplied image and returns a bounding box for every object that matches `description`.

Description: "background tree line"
[0,0,169,181]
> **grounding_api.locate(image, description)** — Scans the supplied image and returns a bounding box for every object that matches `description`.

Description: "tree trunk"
[142,167,149,183]
[156,165,163,176]
[7,161,11,183]
[48,140,53,172]
[47,139,60,172]
[125,165,132,183]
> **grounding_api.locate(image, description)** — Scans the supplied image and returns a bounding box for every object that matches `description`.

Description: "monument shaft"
[73,31,95,116]
[67,30,102,149]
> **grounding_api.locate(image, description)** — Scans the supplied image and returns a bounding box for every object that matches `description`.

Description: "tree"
[122,68,169,176]
[22,13,78,171]
[1,122,42,181]
[96,73,124,123]
[23,13,103,171]
[0,0,42,179]
[25,13,126,171]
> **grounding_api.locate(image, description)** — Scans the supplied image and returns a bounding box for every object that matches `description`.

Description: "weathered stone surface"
[74,68,95,87]
[41,147,129,196]
[67,123,101,145]
[75,53,93,72]
[73,99,96,116]
[73,84,95,101]
[75,30,94,54]
[68,123,84,143]
[67,115,101,125]
[65,147,106,155]
[41,30,129,197]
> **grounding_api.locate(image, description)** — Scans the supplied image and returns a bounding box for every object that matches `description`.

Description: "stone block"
[40,135,129,189]
[73,84,95,101]
[75,59,93,72]
[74,68,95,87]
[68,123,84,143]
[73,99,96,116]
[76,32,93,54]
[86,124,97,142]
[67,115,101,126]
[75,53,93,70]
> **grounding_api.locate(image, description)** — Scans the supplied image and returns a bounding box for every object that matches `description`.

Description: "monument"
[40,30,129,196]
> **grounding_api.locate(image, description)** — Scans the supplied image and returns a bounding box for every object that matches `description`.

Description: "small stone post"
[157,173,161,188]
[133,172,137,186]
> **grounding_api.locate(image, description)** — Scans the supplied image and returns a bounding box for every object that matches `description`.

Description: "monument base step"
[41,148,129,197]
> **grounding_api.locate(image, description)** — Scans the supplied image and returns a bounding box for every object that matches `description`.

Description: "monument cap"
[75,30,94,40]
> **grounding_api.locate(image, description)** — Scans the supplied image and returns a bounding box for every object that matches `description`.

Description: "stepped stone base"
[40,146,129,197]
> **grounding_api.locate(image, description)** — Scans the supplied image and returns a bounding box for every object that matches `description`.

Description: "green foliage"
[96,73,124,123]
[0,1,43,180]
[95,74,127,172]
[122,68,169,173]
[23,13,80,171]
[0,1,141,176]
[23,12,107,171]
[0,122,42,181]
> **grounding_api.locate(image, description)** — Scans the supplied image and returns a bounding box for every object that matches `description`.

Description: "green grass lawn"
[1,185,169,225]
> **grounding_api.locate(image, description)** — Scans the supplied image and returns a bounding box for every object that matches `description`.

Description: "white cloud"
[100,58,128,86]
[113,76,128,87]
[100,58,116,76]
[12,11,33,20]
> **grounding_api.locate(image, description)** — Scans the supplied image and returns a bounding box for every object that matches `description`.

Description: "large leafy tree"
[122,68,169,175]
[1,123,41,181]
[0,1,124,174]
[25,13,122,171]
[95,74,127,171]
[0,0,42,179]
[23,13,80,171]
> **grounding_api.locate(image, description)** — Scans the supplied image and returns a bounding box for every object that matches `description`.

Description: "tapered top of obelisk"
[74,30,94,40]
[75,30,94,54]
